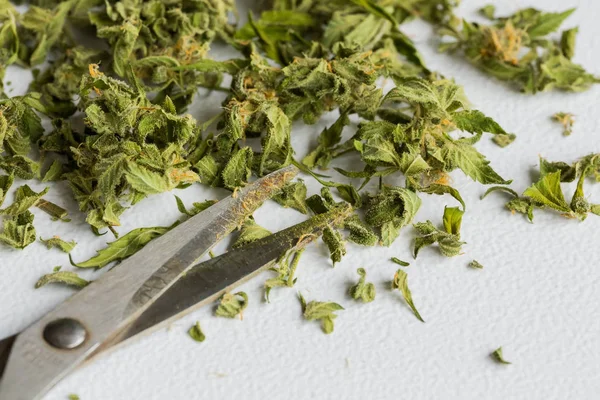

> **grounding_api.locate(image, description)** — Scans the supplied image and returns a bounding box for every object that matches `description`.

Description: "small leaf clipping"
[349,268,376,303]
[392,269,424,322]
[35,271,89,289]
[40,236,77,253]
[299,293,344,334]
[215,292,248,319]
[188,322,206,342]
[491,347,512,364]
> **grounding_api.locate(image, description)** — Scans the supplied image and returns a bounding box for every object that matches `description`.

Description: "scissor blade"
[95,204,351,353]
[0,335,15,379]
[0,166,297,400]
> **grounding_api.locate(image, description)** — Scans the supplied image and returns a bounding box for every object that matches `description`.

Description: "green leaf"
[479,5,496,19]
[0,185,49,216]
[125,162,172,195]
[196,155,221,187]
[70,226,171,268]
[452,110,507,135]
[469,260,484,269]
[40,236,77,253]
[443,138,510,184]
[392,269,424,322]
[0,174,14,208]
[492,133,516,148]
[299,293,344,334]
[35,271,89,289]
[560,27,578,60]
[413,219,465,258]
[391,257,410,267]
[42,160,63,182]
[419,184,466,210]
[233,218,272,248]
[349,268,376,303]
[0,211,37,249]
[491,347,511,364]
[188,322,206,342]
[222,147,253,190]
[527,9,575,38]
[264,248,304,301]
[215,291,248,319]
[523,171,571,213]
[272,180,308,214]
[442,206,463,236]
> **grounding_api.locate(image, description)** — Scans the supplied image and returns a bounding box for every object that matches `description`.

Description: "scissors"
[0,165,350,400]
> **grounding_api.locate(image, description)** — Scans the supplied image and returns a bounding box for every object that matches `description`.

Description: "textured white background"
[2,0,600,399]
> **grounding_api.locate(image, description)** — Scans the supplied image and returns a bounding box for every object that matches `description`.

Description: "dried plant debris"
[552,112,575,136]
[299,293,344,334]
[491,346,511,364]
[35,270,89,289]
[0,0,597,340]
[482,155,600,221]
[188,322,206,343]
[439,6,599,93]
[349,268,376,303]
[215,291,248,319]
[392,269,424,322]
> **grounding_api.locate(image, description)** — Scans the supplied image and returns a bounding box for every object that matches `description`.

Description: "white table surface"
[2,1,600,399]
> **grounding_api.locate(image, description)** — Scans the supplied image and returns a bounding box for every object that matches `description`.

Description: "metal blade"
[0,166,297,400]
[87,203,352,361]
[0,335,16,379]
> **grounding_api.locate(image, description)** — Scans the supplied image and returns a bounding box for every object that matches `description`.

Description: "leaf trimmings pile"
[439,6,599,93]
[1,0,598,339]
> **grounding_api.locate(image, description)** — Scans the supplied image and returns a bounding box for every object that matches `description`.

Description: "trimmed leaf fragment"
[491,347,511,364]
[392,269,424,322]
[0,211,37,249]
[391,257,409,267]
[299,293,344,334]
[70,226,171,268]
[552,112,575,136]
[188,322,206,343]
[492,133,516,148]
[233,217,272,248]
[0,185,49,216]
[35,271,89,289]
[349,268,376,303]
[40,236,76,253]
[215,292,248,319]
[469,260,484,269]
[413,206,465,257]
[265,248,304,301]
